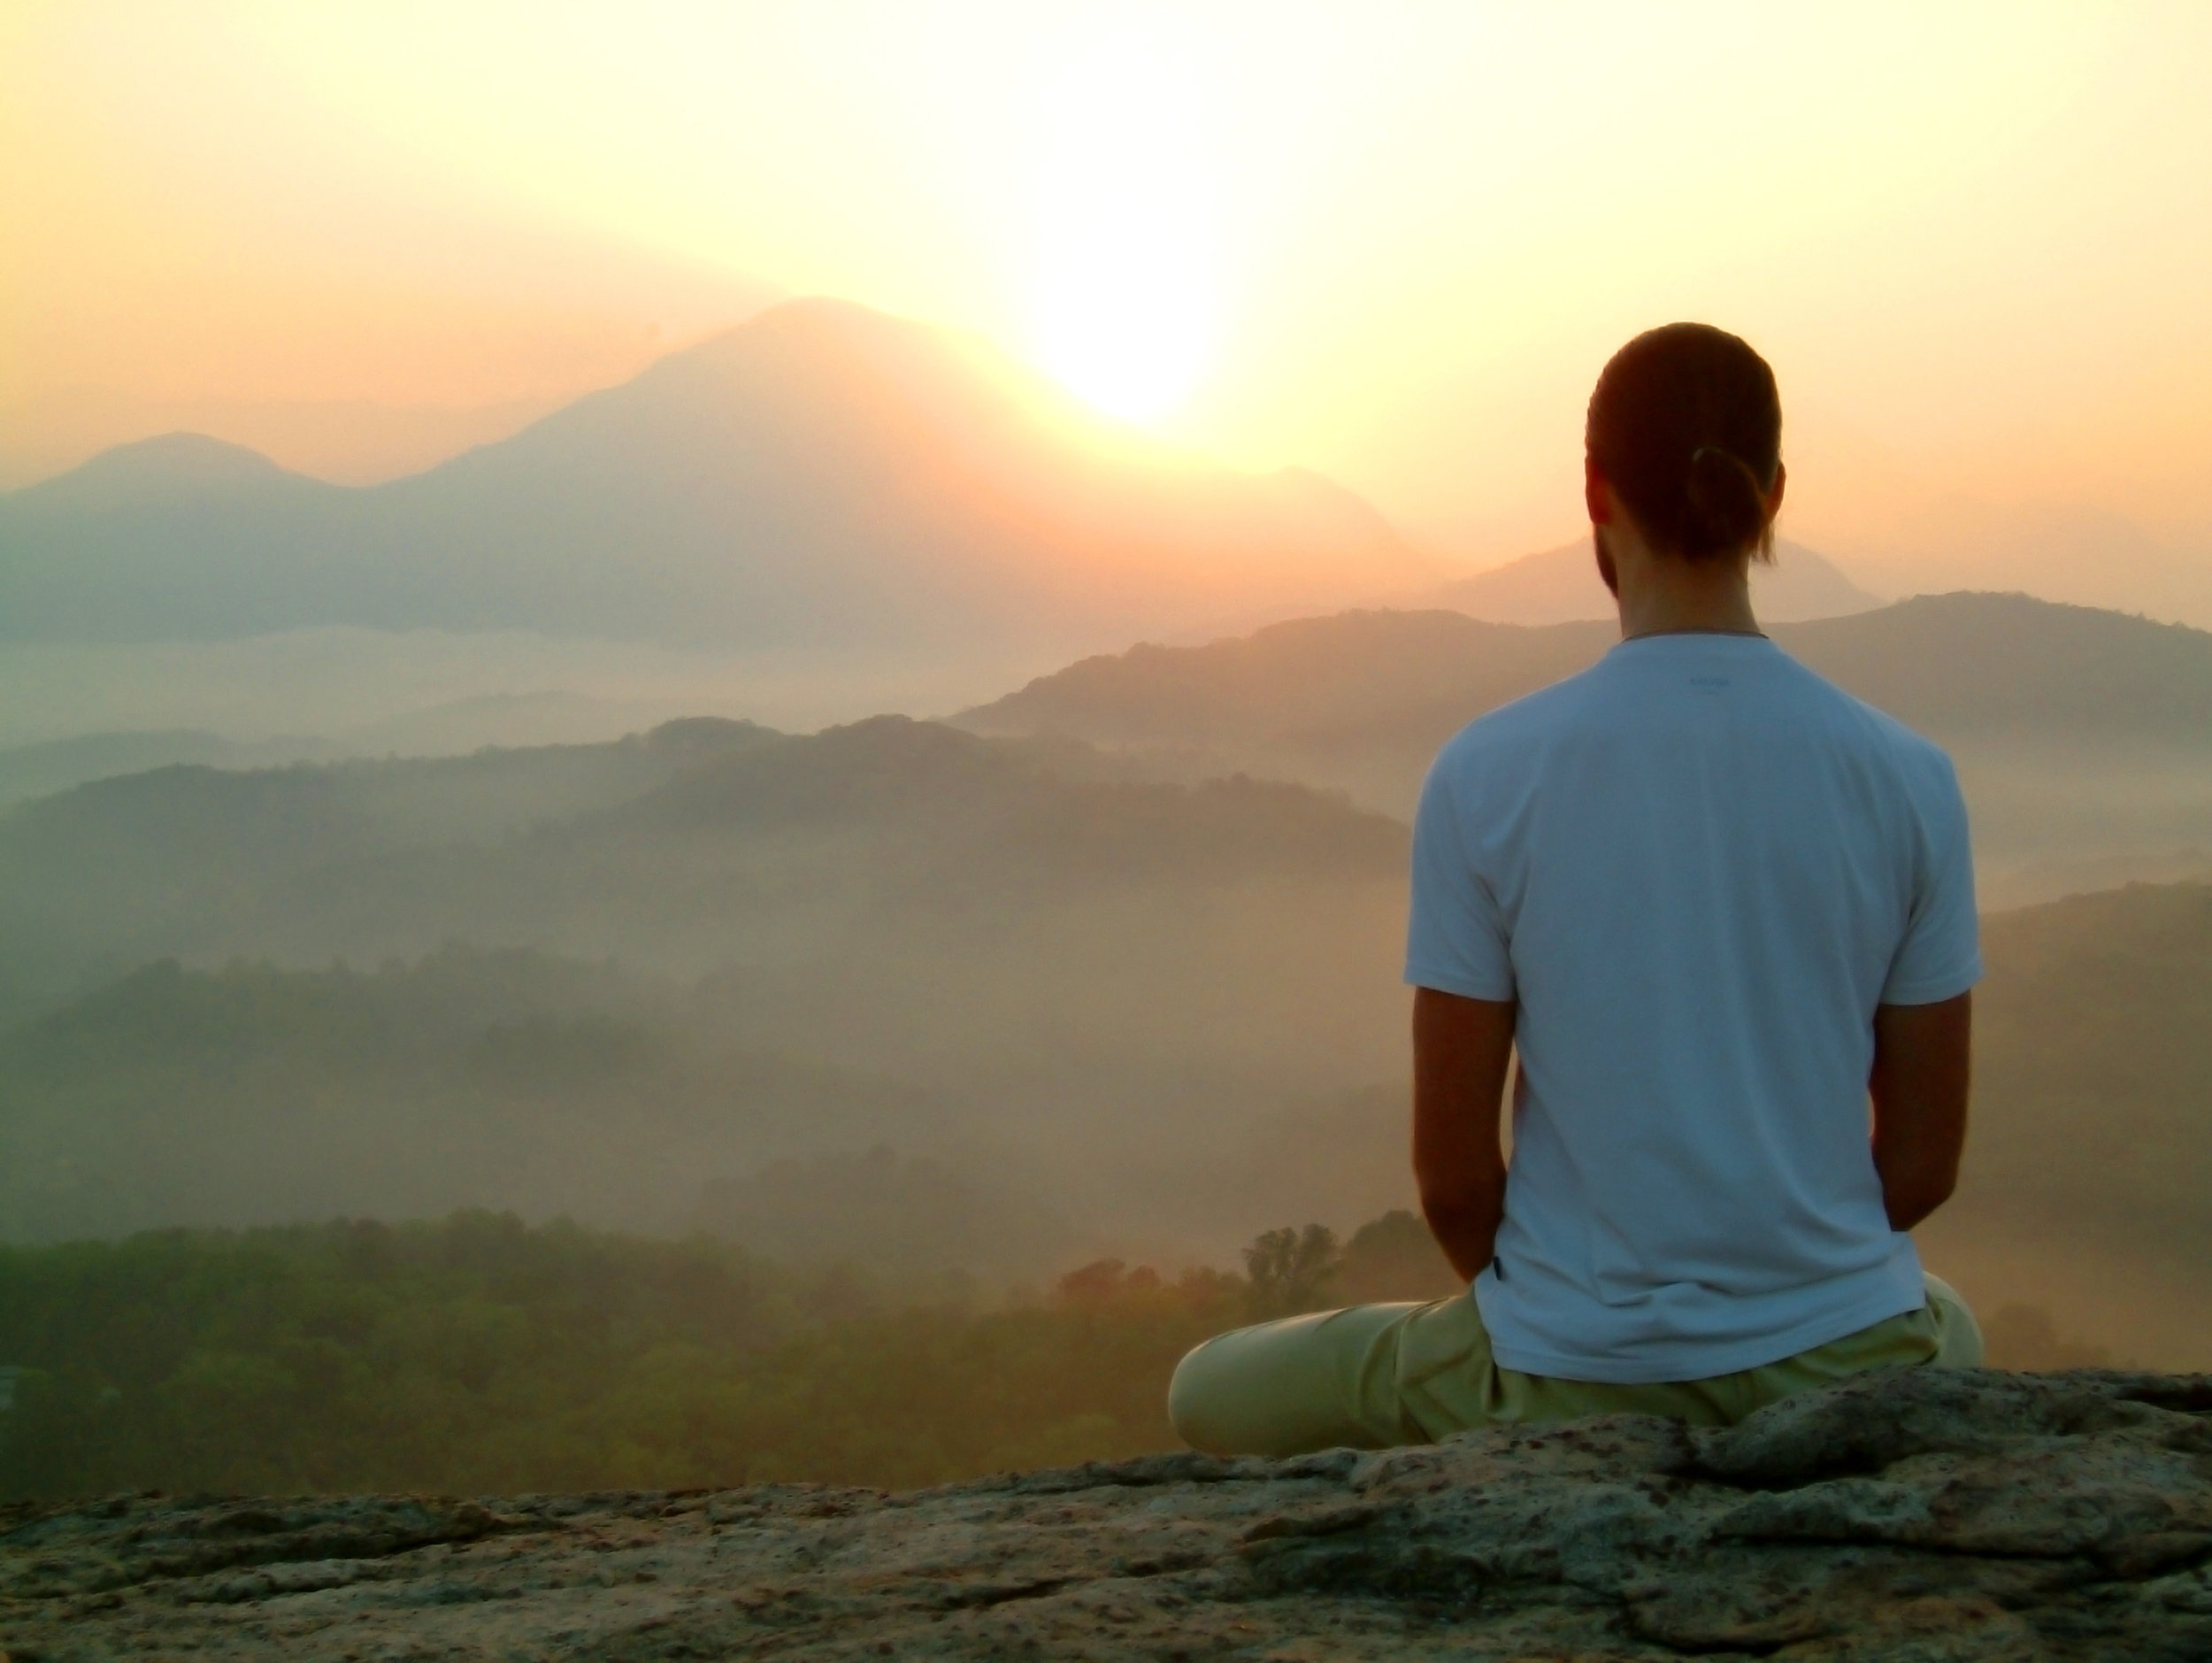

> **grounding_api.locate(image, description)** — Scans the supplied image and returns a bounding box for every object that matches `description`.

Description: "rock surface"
[4,1368,2211,1660]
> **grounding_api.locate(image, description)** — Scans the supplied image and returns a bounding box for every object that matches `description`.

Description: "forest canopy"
[0,1210,1457,1502]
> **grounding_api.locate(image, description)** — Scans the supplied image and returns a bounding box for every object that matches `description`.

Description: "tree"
[1335,1209,1463,1304]
[1241,1224,1342,1319]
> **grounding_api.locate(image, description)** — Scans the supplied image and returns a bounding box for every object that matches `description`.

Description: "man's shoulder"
[1772,653,1960,781]
[1427,643,1963,798]
[1432,661,1614,772]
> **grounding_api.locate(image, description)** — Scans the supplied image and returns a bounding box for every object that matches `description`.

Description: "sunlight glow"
[1027,39,1218,424]
[13,0,2206,558]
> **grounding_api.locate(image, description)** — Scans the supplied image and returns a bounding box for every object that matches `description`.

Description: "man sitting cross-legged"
[1170,323,1984,1457]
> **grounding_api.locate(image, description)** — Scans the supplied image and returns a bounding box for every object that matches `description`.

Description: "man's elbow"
[1417,1187,1474,1239]
[1882,1164,1959,1232]
[1417,1167,1499,1228]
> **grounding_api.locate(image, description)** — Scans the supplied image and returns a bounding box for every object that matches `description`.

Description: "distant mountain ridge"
[0,299,1429,656]
[1428,536,1885,625]
[0,693,726,807]
[50,432,300,491]
[957,592,2212,891]
[964,591,2212,767]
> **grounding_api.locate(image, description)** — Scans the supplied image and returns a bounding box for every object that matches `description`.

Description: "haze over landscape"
[3,1,2212,1507]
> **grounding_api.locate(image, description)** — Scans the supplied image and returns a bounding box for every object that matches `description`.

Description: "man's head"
[1585,323,1783,577]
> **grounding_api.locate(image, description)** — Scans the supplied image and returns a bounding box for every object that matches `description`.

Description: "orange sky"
[6,1,2211,610]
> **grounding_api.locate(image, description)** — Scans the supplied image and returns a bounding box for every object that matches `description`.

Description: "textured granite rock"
[4,1368,2210,1660]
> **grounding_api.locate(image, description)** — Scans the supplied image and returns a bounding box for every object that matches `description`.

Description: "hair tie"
[1691,443,1767,489]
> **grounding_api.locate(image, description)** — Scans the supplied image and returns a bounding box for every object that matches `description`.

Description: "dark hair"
[1586,322,1781,562]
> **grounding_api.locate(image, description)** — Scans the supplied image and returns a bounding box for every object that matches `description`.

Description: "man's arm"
[1869,991,1972,1231]
[1412,987,1517,1283]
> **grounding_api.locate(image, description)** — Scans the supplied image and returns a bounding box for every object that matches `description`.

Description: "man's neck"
[1600,529,1763,641]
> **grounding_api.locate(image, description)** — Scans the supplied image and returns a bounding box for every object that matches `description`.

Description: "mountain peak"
[2,296,1426,651]
[665,296,972,380]
[6,433,320,511]
[59,432,295,489]
[731,294,910,339]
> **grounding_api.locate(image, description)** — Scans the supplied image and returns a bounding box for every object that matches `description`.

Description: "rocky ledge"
[5,1368,2212,1661]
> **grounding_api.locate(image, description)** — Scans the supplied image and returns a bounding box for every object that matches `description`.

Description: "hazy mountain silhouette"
[0,299,1429,656]
[0,695,718,808]
[1426,536,1885,625]
[0,716,780,1014]
[0,716,1400,995]
[0,730,284,809]
[41,431,303,491]
[0,717,1407,1001]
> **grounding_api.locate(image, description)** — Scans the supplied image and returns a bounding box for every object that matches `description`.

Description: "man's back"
[1170,321,1983,1459]
[1406,633,1981,1382]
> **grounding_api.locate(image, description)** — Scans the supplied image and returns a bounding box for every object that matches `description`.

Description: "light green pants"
[1169,1274,1984,1458]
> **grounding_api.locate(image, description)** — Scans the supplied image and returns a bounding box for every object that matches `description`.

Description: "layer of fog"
[0,628,1054,755]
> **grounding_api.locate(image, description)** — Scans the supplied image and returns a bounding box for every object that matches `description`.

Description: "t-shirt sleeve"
[1404,759,1516,1001]
[1880,750,1983,1005]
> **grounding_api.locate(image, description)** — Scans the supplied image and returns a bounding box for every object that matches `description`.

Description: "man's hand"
[1411,988,1517,1283]
[1869,992,1972,1231]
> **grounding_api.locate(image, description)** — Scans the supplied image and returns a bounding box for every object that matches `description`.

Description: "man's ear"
[1585,458,1614,525]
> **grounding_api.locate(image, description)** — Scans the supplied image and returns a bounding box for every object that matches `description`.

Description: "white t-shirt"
[1405,632,1981,1384]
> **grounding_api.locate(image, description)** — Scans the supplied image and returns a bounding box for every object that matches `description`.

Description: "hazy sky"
[6,1,2211,587]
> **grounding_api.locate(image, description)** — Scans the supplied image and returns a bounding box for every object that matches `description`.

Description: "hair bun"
[1682,444,1768,559]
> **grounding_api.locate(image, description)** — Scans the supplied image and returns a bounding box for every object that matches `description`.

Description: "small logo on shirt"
[1689,676,1732,690]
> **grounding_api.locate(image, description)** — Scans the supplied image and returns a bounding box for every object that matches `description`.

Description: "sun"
[1035,243,1213,425]
[1028,41,1218,425]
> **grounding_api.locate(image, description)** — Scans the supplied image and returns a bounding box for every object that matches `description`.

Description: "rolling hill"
[0,716,1415,1255]
[0,715,1402,996]
[0,300,1429,658]
[957,592,2212,898]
